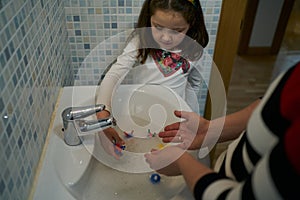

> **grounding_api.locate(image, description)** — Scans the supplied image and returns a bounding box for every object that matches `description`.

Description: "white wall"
[249,0,284,47]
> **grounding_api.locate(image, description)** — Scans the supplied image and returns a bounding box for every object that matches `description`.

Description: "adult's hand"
[144,145,185,176]
[159,110,209,150]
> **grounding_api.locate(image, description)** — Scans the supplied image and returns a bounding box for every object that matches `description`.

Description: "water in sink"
[69,156,186,200]
[64,124,186,200]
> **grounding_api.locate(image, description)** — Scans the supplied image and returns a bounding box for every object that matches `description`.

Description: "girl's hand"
[144,146,185,176]
[98,128,125,159]
[96,110,125,159]
[159,110,209,150]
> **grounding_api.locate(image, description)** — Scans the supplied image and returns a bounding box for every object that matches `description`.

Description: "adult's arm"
[159,99,260,149]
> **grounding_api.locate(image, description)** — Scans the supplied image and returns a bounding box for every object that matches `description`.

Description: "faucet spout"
[61,104,115,146]
[78,117,116,132]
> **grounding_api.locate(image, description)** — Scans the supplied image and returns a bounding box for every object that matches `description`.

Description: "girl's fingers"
[104,128,125,144]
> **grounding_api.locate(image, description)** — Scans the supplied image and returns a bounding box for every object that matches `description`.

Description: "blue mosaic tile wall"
[64,0,222,114]
[0,0,71,199]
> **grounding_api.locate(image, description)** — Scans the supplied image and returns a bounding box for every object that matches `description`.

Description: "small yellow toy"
[157,143,165,150]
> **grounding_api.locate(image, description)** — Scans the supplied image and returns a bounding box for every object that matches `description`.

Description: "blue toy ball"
[150,173,161,184]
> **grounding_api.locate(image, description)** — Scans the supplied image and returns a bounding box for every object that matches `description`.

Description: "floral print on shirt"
[152,49,190,77]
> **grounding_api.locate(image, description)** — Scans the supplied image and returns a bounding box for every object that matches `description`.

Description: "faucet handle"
[62,104,105,121]
[77,117,116,133]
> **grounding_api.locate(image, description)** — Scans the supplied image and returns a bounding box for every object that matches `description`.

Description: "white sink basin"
[33,85,205,200]
[33,86,97,200]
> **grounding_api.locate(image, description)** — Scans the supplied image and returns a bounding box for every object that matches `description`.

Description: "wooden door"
[205,0,248,119]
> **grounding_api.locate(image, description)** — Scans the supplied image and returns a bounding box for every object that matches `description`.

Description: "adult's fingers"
[164,121,181,131]
[174,110,191,120]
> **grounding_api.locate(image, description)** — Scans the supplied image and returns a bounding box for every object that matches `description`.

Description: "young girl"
[96,0,209,158]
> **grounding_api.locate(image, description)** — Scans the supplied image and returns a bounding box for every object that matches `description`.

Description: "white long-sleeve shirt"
[96,36,205,113]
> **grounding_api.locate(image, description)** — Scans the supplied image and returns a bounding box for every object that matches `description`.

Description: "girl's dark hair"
[132,0,209,63]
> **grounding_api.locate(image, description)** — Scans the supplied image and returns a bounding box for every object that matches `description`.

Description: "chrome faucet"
[61,104,116,146]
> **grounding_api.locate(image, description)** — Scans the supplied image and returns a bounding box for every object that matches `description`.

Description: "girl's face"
[150,9,190,50]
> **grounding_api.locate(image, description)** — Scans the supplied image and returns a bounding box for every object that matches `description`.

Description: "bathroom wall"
[65,0,222,114]
[0,0,222,199]
[249,0,284,47]
[0,0,71,199]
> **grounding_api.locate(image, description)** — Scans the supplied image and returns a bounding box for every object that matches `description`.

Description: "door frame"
[238,0,295,55]
[204,0,248,119]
